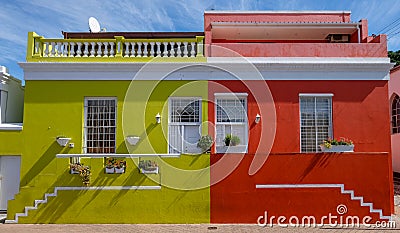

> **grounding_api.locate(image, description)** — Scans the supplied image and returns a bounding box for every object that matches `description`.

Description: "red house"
[205,11,395,225]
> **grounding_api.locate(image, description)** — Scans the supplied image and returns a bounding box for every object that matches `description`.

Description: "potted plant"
[139,160,159,174]
[320,137,354,152]
[69,163,91,186]
[105,157,115,174]
[70,163,81,174]
[197,135,213,153]
[224,134,240,146]
[115,160,126,174]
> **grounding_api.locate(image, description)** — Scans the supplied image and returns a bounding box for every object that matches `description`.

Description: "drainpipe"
[357,24,361,44]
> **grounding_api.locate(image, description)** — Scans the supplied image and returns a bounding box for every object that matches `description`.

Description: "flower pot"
[105,167,115,174]
[320,145,354,152]
[140,167,159,174]
[70,169,80,174]
[115,167,125,174]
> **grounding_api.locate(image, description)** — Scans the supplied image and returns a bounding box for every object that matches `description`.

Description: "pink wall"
[209,42,388,57]
[390,67,400,173]
[204,12,387,58]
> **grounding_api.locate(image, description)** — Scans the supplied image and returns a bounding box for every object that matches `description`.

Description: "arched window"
[393,94,400,134]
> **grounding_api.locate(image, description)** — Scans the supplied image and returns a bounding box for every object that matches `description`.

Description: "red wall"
[210,153,393,223]
[209,80,391,154]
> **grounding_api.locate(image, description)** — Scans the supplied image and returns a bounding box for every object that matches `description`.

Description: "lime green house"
[2,31,212,223]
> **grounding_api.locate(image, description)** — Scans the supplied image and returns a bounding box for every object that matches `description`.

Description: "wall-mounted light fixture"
[56,136,71,147]
[126,136,140,146]
[255,114,261,124]
[155,113,161,124]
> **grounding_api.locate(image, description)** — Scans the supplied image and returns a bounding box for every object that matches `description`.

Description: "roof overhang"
[211,22,360,40]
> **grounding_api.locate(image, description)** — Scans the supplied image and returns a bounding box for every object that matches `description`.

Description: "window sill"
[0,123,23,131]
[216,145,248,154]
[56,153,180,158]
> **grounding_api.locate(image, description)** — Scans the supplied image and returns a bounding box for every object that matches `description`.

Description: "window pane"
[216,98,246,123]
[168,98,201,154]
[84,98,116,153]
[393,95,400,134]
[170,98,200,123]
[300,96,332,153]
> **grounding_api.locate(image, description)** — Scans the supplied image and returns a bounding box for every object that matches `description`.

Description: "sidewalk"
[0,223,399,233]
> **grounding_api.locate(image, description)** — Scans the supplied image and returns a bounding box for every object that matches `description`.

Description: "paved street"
[1,175,399,233]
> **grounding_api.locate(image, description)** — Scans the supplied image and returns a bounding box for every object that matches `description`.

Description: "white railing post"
[76,42,82,57]
[150,42,155,57]
[190,42,196,57]
[137,42,142,57]
[44,42,49,57]
[90,42,96,57]
[183,42,188,57]
[70,42,75,57]
[83,42,89,57]
[163,42,168,57]
[96,42,102,57]
[176,42,182,57]
[103,42,109,57]
[124,42,130,57]
[143,42,148,57]
[109,42,115,57]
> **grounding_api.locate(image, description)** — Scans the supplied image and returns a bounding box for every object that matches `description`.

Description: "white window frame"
[299,93,333,153]
[0,90,8,124]
[168,97,202,154]
[392,94,400,134]
[83,97,117,154]
[215,93,248,153]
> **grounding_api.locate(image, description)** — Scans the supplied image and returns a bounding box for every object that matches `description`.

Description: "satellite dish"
[88,17,101,33]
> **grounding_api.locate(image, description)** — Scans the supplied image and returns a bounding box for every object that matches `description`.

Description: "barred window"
[168,98,201,154]
[300,95,332,153]
[215,94,248,153]
[392,94,400,134]
[84,98,116,153]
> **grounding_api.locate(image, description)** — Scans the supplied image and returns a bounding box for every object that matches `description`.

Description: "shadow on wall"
[34,171,84,223]
[20,142,66,187]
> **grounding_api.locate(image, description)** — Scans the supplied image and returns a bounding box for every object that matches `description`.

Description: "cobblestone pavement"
[1,176,400,233]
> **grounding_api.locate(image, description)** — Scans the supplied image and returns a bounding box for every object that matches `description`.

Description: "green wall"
[5,80,210,223]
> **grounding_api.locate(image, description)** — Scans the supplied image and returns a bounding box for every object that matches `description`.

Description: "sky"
[1,0,400,81]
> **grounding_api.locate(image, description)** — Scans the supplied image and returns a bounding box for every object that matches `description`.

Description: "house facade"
[390,66,400,173]
[0,11,395,224]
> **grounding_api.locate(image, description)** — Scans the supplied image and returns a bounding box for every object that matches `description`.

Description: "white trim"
[299,93,334,97]
[214,93,248,97]
[83,97,117,154]
[0,123,23,131]
[204,10,352,14]
[56,186,161,190]
[211,22,359,28]
[56,153,180,158]
[19,58,393,81]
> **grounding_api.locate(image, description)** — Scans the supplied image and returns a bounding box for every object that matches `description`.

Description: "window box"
[105,167,115,174]
[104,157,126,174]
[139,160,159,174]
[115,167,125,174]
[320,145,354,152]
[140,167,158,174]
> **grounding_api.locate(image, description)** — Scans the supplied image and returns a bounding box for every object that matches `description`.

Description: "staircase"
[5,189,57,224]
[255,183,392,221]
[5,185,162,223]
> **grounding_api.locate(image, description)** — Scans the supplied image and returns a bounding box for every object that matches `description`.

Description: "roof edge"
[204,10,351,14]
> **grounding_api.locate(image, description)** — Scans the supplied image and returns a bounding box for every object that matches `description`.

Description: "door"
[0,156,21,210]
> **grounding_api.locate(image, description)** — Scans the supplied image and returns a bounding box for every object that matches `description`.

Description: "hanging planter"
[320,138,354,152]
[139,160,159,174]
